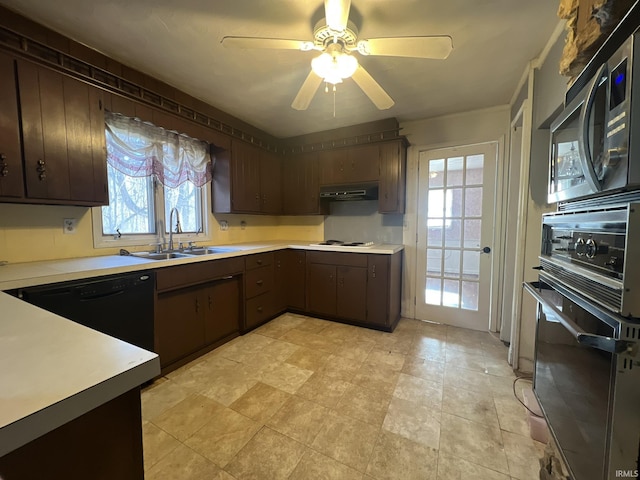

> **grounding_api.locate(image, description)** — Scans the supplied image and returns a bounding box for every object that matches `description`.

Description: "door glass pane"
[462,281,479,310]
[427,249,442,275]
[464,187,483,217]
[464,219,482,249]
[427,225,443,247]
[426,277,442,305]
[462,251,480,280]
[429,159,445,187]
[443,250,460,278]
[466,154,484,184]
[444,219,462,247]
[428,189,445,223]
[447,157,464,186]
[443,280,460,307]
[449,188,463,217]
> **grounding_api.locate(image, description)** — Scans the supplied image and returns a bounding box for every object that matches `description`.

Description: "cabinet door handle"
[257,306,263,313]
[208,295,212,309]
[36,159,46,180]
[257,259,263,265]
[256,279,264,286]
[0,154,8,177]
[195,298,200,313]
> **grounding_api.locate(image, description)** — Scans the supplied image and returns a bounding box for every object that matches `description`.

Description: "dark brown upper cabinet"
[260,150,282,215]
[319,144,380,186]
[282,152,326,215]
[17,58,108,205]
[378,139,407,214]
[213,138,282,215]
[0,51,25,200]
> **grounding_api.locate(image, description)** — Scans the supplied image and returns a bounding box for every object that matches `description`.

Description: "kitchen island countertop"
[0,291,159,457]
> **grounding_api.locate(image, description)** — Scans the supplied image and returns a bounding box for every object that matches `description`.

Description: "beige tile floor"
[141,313,545,480]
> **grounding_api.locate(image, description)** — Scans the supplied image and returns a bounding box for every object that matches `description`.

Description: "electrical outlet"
[63,218,77,235]
[219,220,229,231]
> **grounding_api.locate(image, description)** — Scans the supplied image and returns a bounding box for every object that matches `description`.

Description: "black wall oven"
[527,203,640,479]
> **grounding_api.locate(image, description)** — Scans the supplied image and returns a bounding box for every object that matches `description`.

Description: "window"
[92,112,212,248]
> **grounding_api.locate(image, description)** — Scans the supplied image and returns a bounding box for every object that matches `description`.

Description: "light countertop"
[0,291,159,457]
[0,241,404,291]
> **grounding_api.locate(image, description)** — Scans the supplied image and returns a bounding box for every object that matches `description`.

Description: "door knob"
[481,246,491,254]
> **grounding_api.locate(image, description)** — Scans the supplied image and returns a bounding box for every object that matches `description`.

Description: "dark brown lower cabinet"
[205,276,241,345]
[274,249,306,312]
[306,250,402,330]
[156,285,206,368]
[306,251,368,323]
[307,263,338,316]
[337,265,367,322]
[366,253,403,329]
[243,252,277,332]
[155,259,243,372]
[156,277,242,370]
[245,292,274,331]
[0,388,144,480]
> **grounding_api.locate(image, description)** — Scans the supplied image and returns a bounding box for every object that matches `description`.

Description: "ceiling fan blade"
[358,36,453,59]
[221,36,314,51]
[324,0,351,31]
[351,65,394,110]
[292,71,323,110]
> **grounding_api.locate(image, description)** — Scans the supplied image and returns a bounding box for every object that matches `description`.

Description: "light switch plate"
[63,218,77,234]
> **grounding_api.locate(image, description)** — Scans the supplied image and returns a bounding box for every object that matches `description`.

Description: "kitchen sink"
[134,252,194,261]
[185,246,242,255]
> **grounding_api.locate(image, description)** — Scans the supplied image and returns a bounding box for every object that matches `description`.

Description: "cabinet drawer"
[245,252,273,270]
[156,257,244,292]
[306,251,368,267]
[245,292,274,329]
[245,264,274,299]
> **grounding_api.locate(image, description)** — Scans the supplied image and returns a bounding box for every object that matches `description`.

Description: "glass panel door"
[416,143,497,330]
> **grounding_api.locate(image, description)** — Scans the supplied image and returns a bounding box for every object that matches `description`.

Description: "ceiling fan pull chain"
[333,87,336,118]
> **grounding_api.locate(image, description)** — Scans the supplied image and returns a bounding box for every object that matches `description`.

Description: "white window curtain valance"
[105,111,212,188]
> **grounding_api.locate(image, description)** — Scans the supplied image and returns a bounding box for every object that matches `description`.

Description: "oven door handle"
[524,282,629,354]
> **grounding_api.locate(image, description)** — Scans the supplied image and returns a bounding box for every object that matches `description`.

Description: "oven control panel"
[542,227,625,279]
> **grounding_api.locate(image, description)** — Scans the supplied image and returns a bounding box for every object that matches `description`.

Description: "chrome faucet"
[168,207,182,251]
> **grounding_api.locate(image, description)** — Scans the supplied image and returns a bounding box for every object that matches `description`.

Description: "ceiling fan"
[221,0,453,111]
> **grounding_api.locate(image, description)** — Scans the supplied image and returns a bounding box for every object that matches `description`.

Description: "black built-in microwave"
[549,27,640,205]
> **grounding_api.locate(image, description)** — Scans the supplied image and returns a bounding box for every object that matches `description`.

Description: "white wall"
[510,22,566,373]
[399,106,511,320]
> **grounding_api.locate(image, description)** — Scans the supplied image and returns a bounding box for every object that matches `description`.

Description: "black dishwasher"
[18,271,155,352]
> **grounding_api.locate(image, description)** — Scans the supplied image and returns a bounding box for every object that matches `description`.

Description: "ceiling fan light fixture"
[311,51,358,85]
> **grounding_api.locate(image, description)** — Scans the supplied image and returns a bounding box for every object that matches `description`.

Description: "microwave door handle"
[524,282,629,354]
[577,62,607,193]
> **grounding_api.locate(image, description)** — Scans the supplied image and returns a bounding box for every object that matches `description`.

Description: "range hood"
[319,184,379,201]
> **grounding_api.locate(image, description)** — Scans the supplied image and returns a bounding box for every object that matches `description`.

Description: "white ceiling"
[0,0,561,138]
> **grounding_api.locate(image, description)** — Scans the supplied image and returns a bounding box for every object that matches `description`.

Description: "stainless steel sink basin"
[186,246,241,256]
[135,252,194,261]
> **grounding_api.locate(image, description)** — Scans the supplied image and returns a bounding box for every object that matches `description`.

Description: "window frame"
[92,179,212,249]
